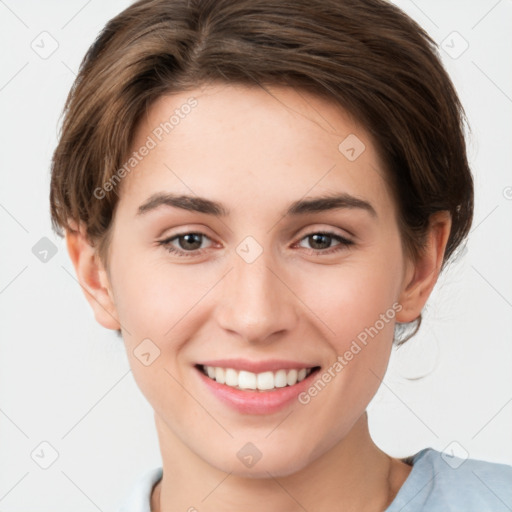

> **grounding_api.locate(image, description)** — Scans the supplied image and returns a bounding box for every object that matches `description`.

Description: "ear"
[396,211,452,323]
[65,222,120,330]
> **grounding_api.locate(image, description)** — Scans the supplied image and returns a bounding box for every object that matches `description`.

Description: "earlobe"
[65,223,120,331]
[395,211,452,323]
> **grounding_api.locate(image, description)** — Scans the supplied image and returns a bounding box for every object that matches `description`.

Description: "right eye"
[158,232,214,257]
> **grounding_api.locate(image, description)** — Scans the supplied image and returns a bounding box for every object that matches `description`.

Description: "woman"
[49,0,512,510]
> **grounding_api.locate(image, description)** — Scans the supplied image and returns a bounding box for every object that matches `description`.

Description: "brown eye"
[176,233,203,251]
[307,233,334,250]
[297,231,354,254]
[158,232,213,257]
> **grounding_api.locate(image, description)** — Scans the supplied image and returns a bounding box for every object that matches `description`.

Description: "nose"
[215,250,299,345]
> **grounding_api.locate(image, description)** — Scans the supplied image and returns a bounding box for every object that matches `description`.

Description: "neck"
[151,412,411,512]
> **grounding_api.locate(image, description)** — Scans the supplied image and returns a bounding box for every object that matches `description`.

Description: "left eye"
[158,231,354,257]
[297,232,353,253]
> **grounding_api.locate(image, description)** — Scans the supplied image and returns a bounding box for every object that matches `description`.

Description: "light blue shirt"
[117,447,512,511]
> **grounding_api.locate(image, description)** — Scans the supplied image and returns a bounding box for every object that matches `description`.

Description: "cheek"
[110,249,208,338]
[302,254,402,348]
[109,251,220,396]
[296,243,403,409]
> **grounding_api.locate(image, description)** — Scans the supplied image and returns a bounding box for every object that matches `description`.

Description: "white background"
[0,0,511,510]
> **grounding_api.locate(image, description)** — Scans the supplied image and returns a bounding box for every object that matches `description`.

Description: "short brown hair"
[50,0,474,344]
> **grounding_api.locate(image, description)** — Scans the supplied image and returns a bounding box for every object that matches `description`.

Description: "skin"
[66,83,451,511]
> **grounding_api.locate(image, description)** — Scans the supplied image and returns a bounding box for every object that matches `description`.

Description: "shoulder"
[387,447,512,512]
[117,466,163,512]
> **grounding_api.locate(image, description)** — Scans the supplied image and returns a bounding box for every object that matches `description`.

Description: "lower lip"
[195,366,320,415]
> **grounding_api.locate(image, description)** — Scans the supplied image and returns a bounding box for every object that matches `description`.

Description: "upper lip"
[196,358,319,373]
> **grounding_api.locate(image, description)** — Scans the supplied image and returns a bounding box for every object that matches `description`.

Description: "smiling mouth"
[196,364,321,392]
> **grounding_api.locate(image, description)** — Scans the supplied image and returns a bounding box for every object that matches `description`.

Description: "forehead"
[117,83,395,220]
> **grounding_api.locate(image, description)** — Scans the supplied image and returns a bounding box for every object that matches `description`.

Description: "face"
[102,83,413,476]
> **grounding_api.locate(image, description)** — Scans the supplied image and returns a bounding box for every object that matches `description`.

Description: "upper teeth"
[203,366,312,390]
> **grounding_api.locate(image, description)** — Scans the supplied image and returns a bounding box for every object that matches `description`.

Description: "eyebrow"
[136,192,377,218]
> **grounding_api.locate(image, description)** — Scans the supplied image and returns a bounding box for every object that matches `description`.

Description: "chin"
[207,446,314,479]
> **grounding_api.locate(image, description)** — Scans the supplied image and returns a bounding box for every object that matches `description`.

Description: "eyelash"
[157,230,354,258]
